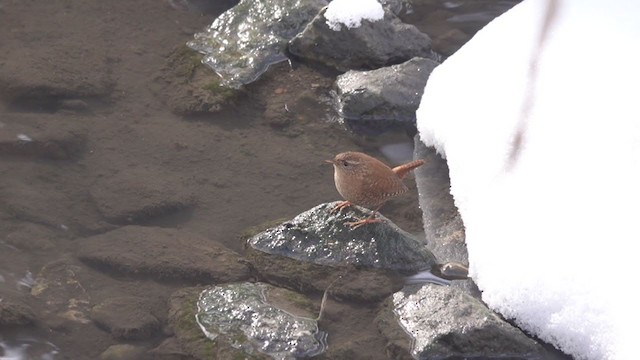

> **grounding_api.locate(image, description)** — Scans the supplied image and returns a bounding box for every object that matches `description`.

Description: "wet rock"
[89,168,196,224]
[187,0,328,88]
[90,296,161,340]
[328,268,404,303]
[30,258,93,325]
[196,282,326,359]
[414,138,466,263]
[334,57,439,123]
[414,138,479,296]
[152,45,239,115]
[0,293,36,327]
[77,225,250,283]
[167,287,271,360]
[380,0,413,16]
[248,202,436,272]
[377,283,547,359]
[289,6,438,72]
[99,344,147,360]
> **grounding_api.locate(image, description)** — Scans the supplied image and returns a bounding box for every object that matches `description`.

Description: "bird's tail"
[392,159,425,179]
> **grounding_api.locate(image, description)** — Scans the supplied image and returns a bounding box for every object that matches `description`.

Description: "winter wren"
[325,151,425,228]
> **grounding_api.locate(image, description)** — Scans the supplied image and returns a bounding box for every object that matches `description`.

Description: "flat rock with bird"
[247,202,437,272]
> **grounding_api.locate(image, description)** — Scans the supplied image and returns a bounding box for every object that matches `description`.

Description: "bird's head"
[324,152,366,174]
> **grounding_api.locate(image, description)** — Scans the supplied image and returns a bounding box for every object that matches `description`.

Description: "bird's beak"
[324,159,335,164]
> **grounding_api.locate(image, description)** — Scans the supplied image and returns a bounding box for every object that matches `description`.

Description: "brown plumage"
[325,151,425,228]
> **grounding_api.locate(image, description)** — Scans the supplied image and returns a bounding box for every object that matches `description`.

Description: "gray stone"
[196,282,327,359]
[90,296,160,340]
[289,6,438,72]
[248,202,436,273]
[167,287,272,360]
[334,57,439,123]
[378,283,547,359]
[380,0,413,16]
[188,0,328,88]
[414,137,479,296]
[77,226,251,283]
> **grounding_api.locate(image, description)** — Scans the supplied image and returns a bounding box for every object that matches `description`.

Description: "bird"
[325,151,425,229]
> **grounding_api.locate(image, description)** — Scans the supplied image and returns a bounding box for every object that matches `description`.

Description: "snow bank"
[416,0,640,359]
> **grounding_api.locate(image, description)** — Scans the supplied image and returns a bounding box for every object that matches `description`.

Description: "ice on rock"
[325,0,384,31]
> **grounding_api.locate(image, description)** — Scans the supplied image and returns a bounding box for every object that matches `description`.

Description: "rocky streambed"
[0,0,572,359]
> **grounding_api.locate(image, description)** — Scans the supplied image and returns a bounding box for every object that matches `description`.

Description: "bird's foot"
[330,200,352,214]
[344,216,383,229]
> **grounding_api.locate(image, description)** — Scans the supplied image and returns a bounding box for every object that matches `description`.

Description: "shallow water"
[0,0,518,358]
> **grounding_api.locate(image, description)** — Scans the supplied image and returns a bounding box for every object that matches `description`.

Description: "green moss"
[202,80,238,100]
[169,45,204,81]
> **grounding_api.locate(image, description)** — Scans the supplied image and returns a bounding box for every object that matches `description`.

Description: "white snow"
[325,0,384,31]
[416,0,640,359]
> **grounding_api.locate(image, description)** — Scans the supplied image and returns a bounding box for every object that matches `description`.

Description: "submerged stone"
[196,282,326,359]
[187,0,328,88]
[248,202,437,273]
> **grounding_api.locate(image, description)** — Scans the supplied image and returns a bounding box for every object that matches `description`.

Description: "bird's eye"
[341,161,349,167]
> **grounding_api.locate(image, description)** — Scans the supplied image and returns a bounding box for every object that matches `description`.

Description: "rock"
[187,0,328,88]
[248,202,436,272]
[0,45,113,112]
[1,180,105,233]
[152,45,239,115]
[90,296,160,340]
[89,168,195,224]
[30,258,93,325]
[167,287,271,360]
[380,0,413,16]
[0,115,87,160]
[5,223,57,251]
[195,283,326,359]
[99,344,147,360]
[0,293,36,327]
[334,57,439,124]
[289,6,439,72]
[414,137,480,296]
[414,138,466,263]
[77,225,251,283]
[377,283,548,359]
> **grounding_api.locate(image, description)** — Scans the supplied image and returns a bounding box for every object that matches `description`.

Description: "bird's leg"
[344,204,385,229]
[330,200,352,214]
